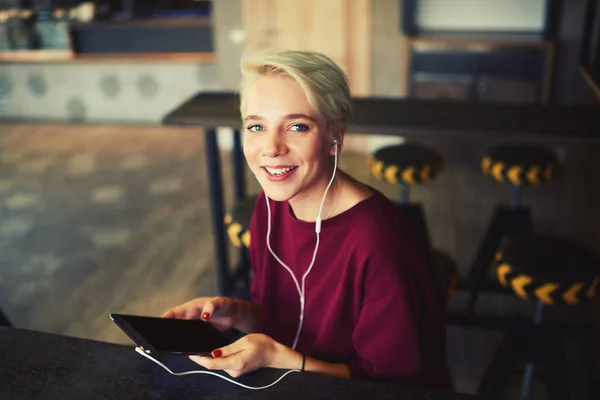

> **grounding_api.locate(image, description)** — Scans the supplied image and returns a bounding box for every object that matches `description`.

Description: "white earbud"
[332,139,339,154]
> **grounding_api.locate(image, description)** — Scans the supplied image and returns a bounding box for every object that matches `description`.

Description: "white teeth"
[265,166,295,176]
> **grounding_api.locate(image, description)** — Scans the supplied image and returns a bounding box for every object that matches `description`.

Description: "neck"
[289,168,342,222]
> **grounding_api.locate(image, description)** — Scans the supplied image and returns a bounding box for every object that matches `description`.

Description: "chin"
[260,183,297,202]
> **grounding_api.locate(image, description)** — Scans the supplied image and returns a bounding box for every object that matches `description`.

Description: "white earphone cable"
[265,141,339,350]
[134,143,340,389]
[134,347,299,390]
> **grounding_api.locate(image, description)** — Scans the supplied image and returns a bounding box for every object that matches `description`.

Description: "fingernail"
[212,349,222,358]
[202,312,209,320]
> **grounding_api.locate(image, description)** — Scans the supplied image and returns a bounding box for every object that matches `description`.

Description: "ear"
[330,129,345,156]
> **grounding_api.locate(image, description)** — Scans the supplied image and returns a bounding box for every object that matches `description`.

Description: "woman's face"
[242,74,335,203]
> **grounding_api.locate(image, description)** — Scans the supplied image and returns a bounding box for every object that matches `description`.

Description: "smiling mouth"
[263,166,298,176]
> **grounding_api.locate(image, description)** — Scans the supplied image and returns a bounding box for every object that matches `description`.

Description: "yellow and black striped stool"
[224,195,259,299]
[464,144,560,314]
[481,144,559,205]
[479,234,600,399]
[494,235,599,306]
[224,196,256,250]
[369,143,458,302]
[368,143,443,197]
[368,143,443,246]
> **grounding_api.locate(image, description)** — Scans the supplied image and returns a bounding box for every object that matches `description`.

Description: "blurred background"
[1,1,599,399]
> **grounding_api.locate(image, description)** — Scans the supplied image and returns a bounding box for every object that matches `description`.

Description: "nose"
[261,132,288,157]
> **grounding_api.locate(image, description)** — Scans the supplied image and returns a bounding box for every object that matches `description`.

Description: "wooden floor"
[1,122,596,399]
[0,124,219,345]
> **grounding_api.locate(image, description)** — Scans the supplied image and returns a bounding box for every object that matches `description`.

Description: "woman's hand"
[189,333,298,378]
[162,296,237,331]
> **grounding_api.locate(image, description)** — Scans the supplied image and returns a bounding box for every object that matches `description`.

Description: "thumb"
[211,338,245,358]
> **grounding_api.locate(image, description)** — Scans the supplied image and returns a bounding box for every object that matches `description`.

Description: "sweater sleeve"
[347,217,432,385]
[348,280,422,383]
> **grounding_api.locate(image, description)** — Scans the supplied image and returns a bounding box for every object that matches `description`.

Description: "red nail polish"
[212,349,222,358]
[202,312,209,320]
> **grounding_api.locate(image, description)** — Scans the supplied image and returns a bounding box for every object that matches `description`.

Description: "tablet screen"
[111,314,234,355]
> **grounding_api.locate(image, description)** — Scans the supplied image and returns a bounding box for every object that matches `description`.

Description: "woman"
[163,50,448,388]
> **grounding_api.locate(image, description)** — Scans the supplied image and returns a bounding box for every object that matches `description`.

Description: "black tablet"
[110,313,234,356]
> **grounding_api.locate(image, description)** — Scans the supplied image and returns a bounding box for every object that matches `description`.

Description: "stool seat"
[369,143,443,185]
[224,195,258,248]
[481,145,559,185]
[495,235,600,305]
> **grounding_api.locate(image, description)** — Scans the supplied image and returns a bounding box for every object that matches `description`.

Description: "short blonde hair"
[239,49,352,135]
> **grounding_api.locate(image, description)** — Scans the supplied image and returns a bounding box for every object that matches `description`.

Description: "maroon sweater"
[248,189,448,388]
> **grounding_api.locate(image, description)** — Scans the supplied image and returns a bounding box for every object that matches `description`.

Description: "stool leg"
[464,206,533,314]
[510,186,521,209]
[521,362,535,398]
[205,128,231,297]
[479,321,525,396]
[232,129,246,202]
[231,249,251,301]
[521,301,544,398]
[544,334,570,400]
[399,183,410,205]
[240,248,251,296]
[581,327,599,400]
[232,130,249,280]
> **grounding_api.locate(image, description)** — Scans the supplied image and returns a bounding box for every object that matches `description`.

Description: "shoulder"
[337,175,412,236]
[345,188,418,248]
[343,186,424,267]
[347,191,430,301]
[334,187,424,281]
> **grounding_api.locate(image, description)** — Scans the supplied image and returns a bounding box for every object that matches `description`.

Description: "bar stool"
[479,234,600,400]
[368,143,443,252]
[224,195,258,300]
[368,142,458,302]
[224,198,254,250]
[464,144,559,314]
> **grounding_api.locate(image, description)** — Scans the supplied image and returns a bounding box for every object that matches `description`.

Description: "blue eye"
[290,124,309,132]
[247,125,264,132]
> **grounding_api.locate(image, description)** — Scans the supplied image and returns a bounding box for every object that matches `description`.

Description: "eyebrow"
[243,113,317,124]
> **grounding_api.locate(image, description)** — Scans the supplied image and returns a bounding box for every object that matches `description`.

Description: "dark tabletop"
[0,327,503,400]
[162,92,600,142]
